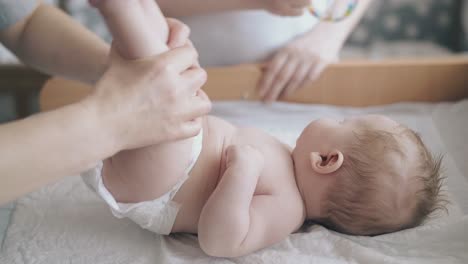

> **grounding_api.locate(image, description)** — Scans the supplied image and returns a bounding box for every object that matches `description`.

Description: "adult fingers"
[154,45,198,73]
[181,68,208,93]
[293,61,328,96]
[167,18,190,49]
[196,88,210,102]
[175,118,203,140]
[282,7,305,16]
[309,61,328,82]
[187,40,201,68]
[289,0,311,8]
[280,61,312,99]
[264,58,298,102]
[258,53,288,98]
[273,7,304,16]
[183,93,212,120]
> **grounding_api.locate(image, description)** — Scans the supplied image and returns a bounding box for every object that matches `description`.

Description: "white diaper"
[81,130,203,235]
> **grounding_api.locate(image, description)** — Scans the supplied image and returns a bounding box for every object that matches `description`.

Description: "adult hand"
[258,31,341,102]
[166,18,190,49]
[166,18,200,67]
[259,0,310,16]
[88,44,211,151]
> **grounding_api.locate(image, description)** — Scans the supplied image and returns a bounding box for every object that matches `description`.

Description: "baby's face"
[292,115,410,218]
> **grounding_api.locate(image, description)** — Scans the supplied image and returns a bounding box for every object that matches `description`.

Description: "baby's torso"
[172,116,298,233]
[102,115,299,234]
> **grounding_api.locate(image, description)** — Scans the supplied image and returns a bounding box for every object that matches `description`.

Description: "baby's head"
[292,115,445,236]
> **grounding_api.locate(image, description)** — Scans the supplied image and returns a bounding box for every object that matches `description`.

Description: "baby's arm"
[198,145,298,257]
[92,0,168,58]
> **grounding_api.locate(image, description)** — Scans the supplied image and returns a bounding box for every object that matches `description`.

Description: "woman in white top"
[158,0,372,101]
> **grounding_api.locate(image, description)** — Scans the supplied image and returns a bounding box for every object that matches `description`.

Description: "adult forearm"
[157,0,261,17]
[1,4,109,84]
[0,99,115,204]
[198,164,259,257]
[306,0,372,45]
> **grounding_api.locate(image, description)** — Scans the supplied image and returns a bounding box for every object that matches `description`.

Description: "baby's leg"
[139,0,170,46]
[93,0,168,58]
[94,0,197,203]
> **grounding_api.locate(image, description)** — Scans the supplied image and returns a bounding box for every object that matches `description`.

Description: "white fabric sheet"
[1,100,468,264]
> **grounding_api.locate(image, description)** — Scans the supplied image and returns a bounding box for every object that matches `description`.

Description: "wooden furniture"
[40,56,468,111]
[0,65,49,118]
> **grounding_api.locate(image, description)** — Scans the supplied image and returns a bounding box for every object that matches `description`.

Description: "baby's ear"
[310,150,344,174]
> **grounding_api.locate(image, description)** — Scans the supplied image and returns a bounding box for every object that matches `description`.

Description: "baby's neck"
[292,160,309,223]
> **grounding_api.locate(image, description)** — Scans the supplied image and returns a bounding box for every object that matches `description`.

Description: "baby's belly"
[171,116,236,233]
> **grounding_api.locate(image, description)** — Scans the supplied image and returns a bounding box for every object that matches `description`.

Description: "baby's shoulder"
[234,127,297,186]
[205,116,287,153]
[205,117,296,190]
[228,124,290,160]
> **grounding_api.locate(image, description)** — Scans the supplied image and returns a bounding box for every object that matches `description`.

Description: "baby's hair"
[313,127,447,236]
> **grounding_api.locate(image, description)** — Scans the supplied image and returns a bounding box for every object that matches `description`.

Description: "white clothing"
[181,11,318,67]
[81,130,203,235]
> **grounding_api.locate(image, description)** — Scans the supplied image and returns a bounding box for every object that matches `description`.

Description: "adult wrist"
[304,23,348,48]
[75,95,121,159]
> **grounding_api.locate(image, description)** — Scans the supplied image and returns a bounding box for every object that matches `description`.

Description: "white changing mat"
[1,100,468,264]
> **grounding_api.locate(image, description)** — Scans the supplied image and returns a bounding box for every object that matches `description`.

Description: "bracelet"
[309,0,359,22]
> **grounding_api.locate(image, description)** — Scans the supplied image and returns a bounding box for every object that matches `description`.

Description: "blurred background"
[0,0,467,123]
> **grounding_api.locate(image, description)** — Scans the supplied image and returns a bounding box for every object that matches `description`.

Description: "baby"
[83,0,445,257]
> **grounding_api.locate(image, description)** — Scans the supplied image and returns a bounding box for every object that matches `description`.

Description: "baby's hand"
[258,31,339,102]
[225,145,264,171]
